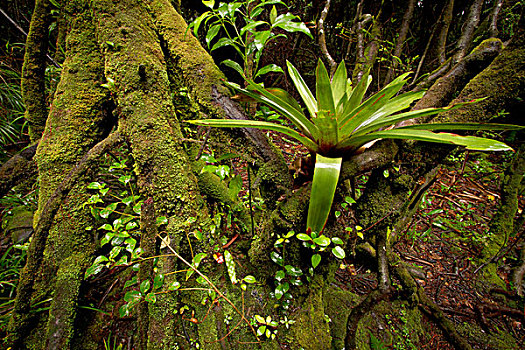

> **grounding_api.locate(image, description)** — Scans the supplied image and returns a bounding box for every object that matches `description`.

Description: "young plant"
[189,0,312,79]
[188,59,519,234]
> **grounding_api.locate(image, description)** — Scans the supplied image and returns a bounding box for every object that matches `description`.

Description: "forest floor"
[336,150,525,350]
[1,132,524,348]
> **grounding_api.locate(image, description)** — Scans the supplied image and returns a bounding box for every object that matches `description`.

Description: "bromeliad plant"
[188,59,518,234]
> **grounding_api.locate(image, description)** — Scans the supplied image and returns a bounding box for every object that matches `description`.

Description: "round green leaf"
[311,254,321,268]
[332,246,346,259]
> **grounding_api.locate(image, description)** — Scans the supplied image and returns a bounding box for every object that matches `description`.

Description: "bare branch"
[318,0,337,75]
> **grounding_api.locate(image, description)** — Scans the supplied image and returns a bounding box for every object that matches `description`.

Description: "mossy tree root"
[21,0,52,141]
[0,143,38,198]
[7,131,122,348]
[388,251,473,350]
[138,198,158,350]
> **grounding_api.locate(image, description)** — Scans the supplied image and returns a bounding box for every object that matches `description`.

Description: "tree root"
[138,197,158,349]
[388,251,473,350]
[344,289,391,349]
[7,131,122,348]
[0,143,38,199]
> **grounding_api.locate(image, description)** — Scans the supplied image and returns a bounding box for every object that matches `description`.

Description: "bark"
[318,0,337,75]
[383,0,416,85]
[21,0,52,141]
[413,0,454,81]
[489,0,504,38]
[6,1,525,349]
[0,143,38,198]
[452,0,484,65]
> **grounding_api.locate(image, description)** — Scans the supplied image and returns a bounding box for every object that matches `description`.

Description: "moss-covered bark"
[21,0,52,141]
[8,1,524,349]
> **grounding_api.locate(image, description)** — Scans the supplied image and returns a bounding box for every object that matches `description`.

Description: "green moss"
[456,321,518,350]
[290,276,332,349]
[354,300,424,350]
[323,287,360,349]
[45,252,91,349]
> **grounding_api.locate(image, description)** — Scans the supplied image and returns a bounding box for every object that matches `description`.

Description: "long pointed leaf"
[395,122,524,131]
[351,90,426,133]
[344,73,371,118]
[316,59,336,118]
[287,60,318,118]
[331,60,348,107]
[186,119,319,152]
[307,155,342,234]
[348,100,481,137]
[225,81,319,140]
[339,73,411,134]
[337,129,513,153]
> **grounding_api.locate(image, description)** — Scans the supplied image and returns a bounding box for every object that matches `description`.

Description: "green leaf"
[316,59,336,119]
[124,290,141,303]
[286,60,317,119]
[396,122,524,132]
[307,155,342,234]
[243,275,256,284]
[168,281,181,291]
[119,304,129,317]
[100,202,117,219]
[275,282,289,299]
[270,252,284,266]
[339,73,410,135]
[224,250,238,284]
[125,221,138,231]
[341,129,514,152]
[202,0,215,9]
[206,24,221,47]
[85,264,104,278]
[313,235,331,246]
[221,59,244,77]
[186,118,318,151]
[124,276,138,288]
[332,237,344,245]
[211,37,236,51]
[99,223,113,231]
[241,20,267,35]
[257,325,267,337]
[153,274,165,290]
[332,246,346,259]
[109,246,122,260]
[296,233,312,241]
[285,265,303,277]
[272,13,312,38]
[140,280,151,294]
[255,314,266,324]
[156,216,168,225]
[239,80,319,140]
[311,254,321,268]
[186,253,207,280]
[255,64,284,78]
[87,182,104,190]
[133,201,143,215]
[190,12,210,36]
[119,175,132,185]
[252,30,271,51]
[331,60,348,106]
[270,5,277,24]
[275,270,285,281]
[347,107,456,139]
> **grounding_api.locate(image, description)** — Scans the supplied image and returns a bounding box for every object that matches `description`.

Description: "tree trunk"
[6,1,524,349]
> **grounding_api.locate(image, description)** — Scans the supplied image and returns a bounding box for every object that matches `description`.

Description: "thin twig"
[156,234,259,340]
